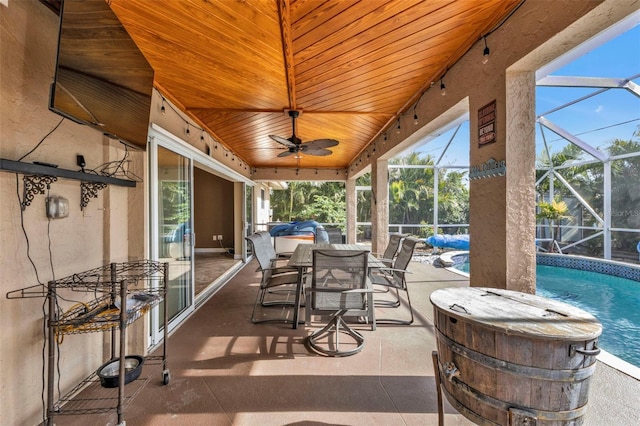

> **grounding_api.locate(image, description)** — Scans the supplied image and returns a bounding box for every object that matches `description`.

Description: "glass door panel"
[157,146,193,325]
[245,184,253,259]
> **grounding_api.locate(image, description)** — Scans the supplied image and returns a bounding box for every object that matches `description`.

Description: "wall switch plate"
[46,196,69,219]
[212,235,217,240]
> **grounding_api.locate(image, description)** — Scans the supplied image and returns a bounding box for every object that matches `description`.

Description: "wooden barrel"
[430,287,602,426]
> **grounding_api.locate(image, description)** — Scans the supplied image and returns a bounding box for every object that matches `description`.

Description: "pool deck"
[51,259,639,425]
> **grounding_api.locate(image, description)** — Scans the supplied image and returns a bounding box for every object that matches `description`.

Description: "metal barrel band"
[437,365,589,422]
[436,329,596,381]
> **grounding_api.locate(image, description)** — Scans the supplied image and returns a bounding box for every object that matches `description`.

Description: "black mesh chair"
[304,249,374,356]
[371,236,420,325]
[325,227,343,244]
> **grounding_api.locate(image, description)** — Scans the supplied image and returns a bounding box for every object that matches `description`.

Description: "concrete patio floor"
[51,258,639,425]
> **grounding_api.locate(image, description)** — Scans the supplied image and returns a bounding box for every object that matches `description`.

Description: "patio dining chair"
[378,232,406,267]
[258,231,293,259]
[325,227,343,244]
[305,249,374,357]
[246,233,300,324]
[370,236,420,325]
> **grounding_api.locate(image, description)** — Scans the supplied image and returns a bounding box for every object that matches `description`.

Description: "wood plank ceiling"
[108,0,520,170]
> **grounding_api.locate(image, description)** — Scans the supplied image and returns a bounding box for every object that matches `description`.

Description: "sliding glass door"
[148,123,254,345]
[150,136,195,342]
[244,184,253,260]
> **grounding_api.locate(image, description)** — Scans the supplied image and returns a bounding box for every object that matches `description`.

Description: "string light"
[396,119,401,134]
[440,78,446,96]
[482,37,490,64]
[384,133,387,141]
[413,105,419,125]
[153,88,251,174]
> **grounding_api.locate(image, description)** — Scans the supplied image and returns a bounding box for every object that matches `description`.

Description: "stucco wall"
[255,183,272,228]
[1,1,145,424]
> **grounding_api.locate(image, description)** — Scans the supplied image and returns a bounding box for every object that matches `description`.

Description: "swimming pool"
[449,254,640,368]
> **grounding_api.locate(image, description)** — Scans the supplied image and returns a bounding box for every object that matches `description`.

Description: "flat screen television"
[48,0,154,150]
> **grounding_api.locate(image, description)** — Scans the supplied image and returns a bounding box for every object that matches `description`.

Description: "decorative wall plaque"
[469,157,506,180]
[478,100,496,146]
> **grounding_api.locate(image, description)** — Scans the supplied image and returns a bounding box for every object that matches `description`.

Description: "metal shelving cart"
[7,260,170,426]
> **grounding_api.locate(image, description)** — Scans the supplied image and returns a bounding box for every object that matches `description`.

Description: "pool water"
[452,262,640,367]
[536,265,640,368]
[454,260,470,274]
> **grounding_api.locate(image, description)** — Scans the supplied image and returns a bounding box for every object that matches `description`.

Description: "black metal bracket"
[22,175,58,210]
[1,158,136,212]
[80,182,107,210]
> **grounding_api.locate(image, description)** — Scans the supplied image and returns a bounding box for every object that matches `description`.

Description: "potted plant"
[536,198,572,252]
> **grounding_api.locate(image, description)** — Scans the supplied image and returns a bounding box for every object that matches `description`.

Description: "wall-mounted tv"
[48,0,154,150]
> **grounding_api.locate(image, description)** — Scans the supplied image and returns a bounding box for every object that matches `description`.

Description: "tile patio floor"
[50,257,639,425]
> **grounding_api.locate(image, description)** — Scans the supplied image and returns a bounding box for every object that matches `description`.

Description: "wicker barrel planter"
[430,287,602,425]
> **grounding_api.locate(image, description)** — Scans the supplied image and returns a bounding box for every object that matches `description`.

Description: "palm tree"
[536,197,572,252]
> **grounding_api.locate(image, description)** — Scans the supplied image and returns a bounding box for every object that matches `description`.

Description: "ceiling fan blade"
[304,139,339,149]
[303,148,333,157]
[269,134,296,148]
[277,150,296,158]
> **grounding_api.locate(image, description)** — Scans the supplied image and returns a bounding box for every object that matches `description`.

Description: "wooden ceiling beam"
[187,108,392,116]
[278,0,297,110]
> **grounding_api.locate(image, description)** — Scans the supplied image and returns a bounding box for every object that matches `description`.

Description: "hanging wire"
[18,118,65,161]
[154,88,248,169]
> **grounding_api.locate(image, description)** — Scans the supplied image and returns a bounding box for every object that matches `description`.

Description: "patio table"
[287,243,385,329]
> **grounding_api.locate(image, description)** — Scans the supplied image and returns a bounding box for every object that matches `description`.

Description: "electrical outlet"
[217,235,223,241]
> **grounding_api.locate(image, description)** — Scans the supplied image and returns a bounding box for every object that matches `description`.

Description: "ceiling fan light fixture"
[269,109,339,159]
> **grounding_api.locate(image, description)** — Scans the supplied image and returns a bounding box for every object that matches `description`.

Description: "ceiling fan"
[269,110,339,158]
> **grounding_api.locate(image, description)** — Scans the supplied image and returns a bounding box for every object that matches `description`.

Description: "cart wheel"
[162,370,170,385]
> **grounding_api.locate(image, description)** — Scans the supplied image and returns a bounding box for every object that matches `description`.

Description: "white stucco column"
[469,71,536,293]
[370,158,389,255]
[345,177,356,243]
[505,71,537,293]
